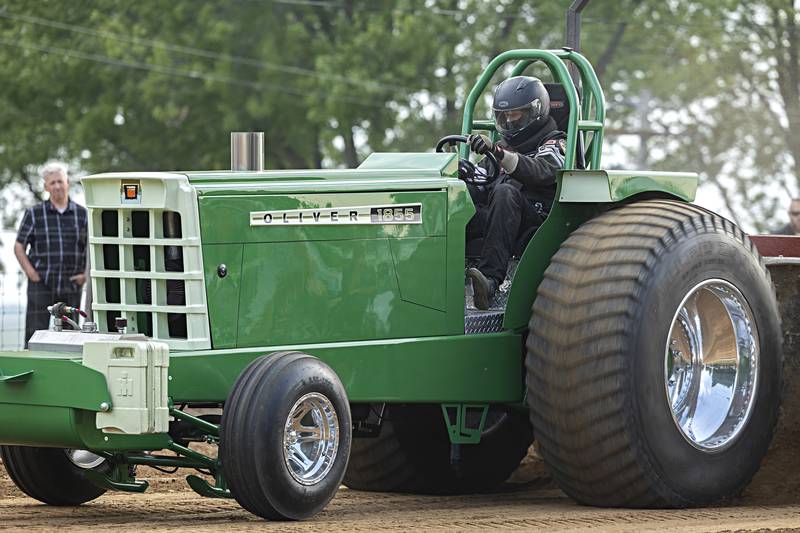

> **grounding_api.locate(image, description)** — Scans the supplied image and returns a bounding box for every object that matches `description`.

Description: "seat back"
[544,83,571,132]
[544,82,584,169]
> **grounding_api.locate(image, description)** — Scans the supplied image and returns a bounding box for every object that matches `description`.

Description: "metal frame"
[459,49,605,171]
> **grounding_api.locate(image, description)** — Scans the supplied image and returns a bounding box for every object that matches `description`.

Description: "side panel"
[202,244,244,349]
[168,332,524,404]
[237,238,448,346]
[200,183,475,346]
[390,237,447,311]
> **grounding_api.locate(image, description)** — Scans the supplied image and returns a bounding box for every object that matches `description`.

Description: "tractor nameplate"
[249,204,422,226]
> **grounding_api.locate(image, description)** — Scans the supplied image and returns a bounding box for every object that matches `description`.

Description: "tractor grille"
[84,173,210,350]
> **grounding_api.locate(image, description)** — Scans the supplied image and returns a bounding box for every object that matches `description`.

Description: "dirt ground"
[2,443,800,532]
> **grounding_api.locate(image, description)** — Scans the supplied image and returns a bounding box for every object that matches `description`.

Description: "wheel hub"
[665,279,759,452]
[282,392,339,485]
[65,449,106,469]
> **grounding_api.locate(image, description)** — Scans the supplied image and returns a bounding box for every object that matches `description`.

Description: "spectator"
[14,162,88,346]
[773,198,800,235]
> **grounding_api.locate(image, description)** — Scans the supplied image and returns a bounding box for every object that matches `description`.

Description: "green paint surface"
[357,152,458,176]
[559,170,698,203]
[390,237,447,311]
[202,244,244,349]
[236,238,448,346]
[168,331,524,403]
[0,405,84,448]
[198,191,447,244]
[0,354,111,411]
[199,183,475,347]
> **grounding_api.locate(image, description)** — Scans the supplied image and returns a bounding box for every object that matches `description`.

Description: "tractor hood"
[187,152,459,196]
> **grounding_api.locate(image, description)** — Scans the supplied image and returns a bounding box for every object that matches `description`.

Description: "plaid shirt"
[16,198,88,293]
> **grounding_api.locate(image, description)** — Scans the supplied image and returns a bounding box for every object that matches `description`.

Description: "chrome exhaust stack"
[231,132,264,171]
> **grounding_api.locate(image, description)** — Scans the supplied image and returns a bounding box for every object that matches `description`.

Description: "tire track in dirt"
[4,425,800,532]
[3,481,800,532]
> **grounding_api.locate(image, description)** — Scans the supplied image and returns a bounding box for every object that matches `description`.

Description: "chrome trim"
[282,392,339,485]
[665,279,759,452]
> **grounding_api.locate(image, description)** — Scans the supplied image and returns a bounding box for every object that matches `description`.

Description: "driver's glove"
[458,159,476,181]
[468,134,504,161]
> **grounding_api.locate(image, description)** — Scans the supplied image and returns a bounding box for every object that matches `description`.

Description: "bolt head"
[99,402,110,412]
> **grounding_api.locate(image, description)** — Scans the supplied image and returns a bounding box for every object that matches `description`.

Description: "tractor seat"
[544,82,571,133]
[544,82,585,169]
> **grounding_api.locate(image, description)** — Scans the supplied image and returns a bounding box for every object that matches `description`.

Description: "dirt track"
[3,478,800,532]
[5,395,800,533]
[3,448,800,532]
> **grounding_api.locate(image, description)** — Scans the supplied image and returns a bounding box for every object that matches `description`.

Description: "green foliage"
[0,0,798,232]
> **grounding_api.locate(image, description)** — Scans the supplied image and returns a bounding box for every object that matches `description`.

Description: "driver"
[464,75,567,310]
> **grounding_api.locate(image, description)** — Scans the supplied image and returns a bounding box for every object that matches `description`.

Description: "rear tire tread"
[526,199,778,508]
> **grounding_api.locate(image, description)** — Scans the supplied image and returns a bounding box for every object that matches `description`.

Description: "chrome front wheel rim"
[283,392,339,485]
[665,279,759,452]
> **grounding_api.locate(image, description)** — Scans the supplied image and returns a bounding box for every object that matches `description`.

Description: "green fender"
[502,169,699,331]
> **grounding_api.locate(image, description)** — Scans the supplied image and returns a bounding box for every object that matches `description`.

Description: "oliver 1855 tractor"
[0,45,783,520]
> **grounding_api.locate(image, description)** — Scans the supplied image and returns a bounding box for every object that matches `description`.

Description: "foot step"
[464,311,505,334]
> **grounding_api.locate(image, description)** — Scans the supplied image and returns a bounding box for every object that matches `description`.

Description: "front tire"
[527,200,782,507]
[0,446,106,505]
[220,351,352,520]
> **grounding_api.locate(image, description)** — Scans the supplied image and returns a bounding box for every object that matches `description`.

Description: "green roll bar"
[459,49,605,171]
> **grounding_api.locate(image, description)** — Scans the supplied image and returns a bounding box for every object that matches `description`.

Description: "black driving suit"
[467,117,566,283]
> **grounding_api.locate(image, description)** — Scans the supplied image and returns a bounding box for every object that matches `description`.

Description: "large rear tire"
[220,351,351,521]
[0,446,106,505]
[527,200,782,507]
[343,404,532,494]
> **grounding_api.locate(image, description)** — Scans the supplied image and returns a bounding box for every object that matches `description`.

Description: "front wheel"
[0,446,107,505]
[527,200,782,507]
[220,351,352,520]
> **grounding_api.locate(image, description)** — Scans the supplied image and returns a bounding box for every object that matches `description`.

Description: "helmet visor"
[493,100,541,135]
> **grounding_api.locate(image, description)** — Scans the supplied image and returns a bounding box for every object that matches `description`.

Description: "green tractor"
[0,34,783,521]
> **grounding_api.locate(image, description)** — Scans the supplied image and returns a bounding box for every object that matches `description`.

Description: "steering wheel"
[435,134,500,183]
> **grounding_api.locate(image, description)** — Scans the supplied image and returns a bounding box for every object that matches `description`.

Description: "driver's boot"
[467,267,499,310]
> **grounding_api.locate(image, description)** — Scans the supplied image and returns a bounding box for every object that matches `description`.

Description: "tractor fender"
[502,169,699,331]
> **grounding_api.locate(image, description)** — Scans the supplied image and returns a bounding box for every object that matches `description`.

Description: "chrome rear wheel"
[665,279,759,452]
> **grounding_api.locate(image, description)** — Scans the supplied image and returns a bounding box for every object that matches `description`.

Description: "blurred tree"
[1,0,797,233]
[580,0,799,232]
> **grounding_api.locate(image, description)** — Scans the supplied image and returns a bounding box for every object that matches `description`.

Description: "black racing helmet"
[492,76,550,144]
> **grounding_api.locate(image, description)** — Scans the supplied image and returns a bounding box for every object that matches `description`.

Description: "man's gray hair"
[41,161,69,180]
